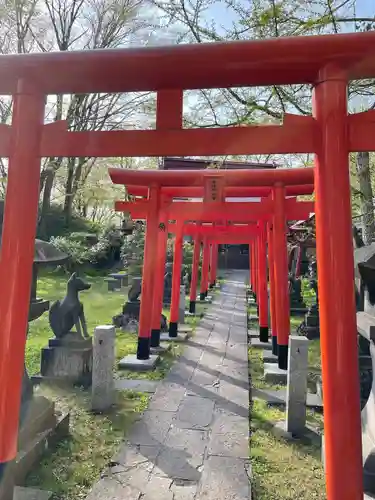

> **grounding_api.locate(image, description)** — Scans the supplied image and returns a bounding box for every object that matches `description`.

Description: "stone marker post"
[92,325,115,412]
[286,335,309,435]
[179,285,186,324]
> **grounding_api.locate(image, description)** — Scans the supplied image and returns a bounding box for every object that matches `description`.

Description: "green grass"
[249,288,325,499]
[251,401,325,500]
[250,345,325,499]
[24,271,211,498]
[301,278,316,308]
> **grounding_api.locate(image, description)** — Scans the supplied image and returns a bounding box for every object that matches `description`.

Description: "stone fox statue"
[49,272,91,339]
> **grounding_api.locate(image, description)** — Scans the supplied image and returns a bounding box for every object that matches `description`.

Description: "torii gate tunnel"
[114,184,314,368]
[0,30,375,500]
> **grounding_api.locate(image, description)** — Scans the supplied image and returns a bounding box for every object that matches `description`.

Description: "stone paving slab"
[196,456,251,500]
[86,271,250,500]
[114,379,159,393]
[14,488,52,500]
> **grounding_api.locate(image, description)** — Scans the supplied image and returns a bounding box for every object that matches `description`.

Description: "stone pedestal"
[109,273,128,287]
[0,397,69,500]
[105,278,120,292]
[160,332,189,343]
[37,334,92,387]
[118,355,159,371]
[92,326,115,413]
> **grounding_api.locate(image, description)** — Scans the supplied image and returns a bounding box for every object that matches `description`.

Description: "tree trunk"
[64,158,76,225]
[38,169,55,238]
[356,151,375,245]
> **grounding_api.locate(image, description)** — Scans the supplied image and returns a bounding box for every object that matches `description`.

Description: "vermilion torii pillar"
[189,233,201,313]
[150,211,169,348]
[169,222,184,337]
[200,238,210,301]
[209,243,218,288]
[257,223,269,343]
[136,186,161,359]
[250,241,257,296]
[313,67,362,499]
[267,222,278,356]
[273,184,290,369]
[0,83,45,488]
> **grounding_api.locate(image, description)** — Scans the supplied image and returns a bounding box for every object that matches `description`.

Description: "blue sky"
[358,0,374,16]
[206,0,374,35]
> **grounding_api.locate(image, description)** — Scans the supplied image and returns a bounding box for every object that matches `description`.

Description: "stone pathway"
[86,271,250,500]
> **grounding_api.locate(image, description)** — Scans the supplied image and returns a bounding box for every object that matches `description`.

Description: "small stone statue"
[49,272,91,339]
[297,258,320,339]
[308,260,318,301]
[353,225,365,249]
[163,262,173,304]
[113,277,167,331]
[181,267,190,292]
[127,277,142,302]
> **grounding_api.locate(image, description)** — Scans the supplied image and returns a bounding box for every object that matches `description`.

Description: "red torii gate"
[125,183,314,330]
[169,221,260,335]
[0,31,374,500]
[110,168,314,367]
[167,199,314,356]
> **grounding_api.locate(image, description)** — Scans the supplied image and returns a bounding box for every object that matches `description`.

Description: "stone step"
[263,350,278,363]
[248,331,260,339]
[253,388,323,409]
[264,363,287,384]
[160,332,189,342]
[250,338,272,350]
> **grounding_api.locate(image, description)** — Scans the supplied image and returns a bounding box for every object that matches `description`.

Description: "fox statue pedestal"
[33,273,93,387]
[39,334,93,387]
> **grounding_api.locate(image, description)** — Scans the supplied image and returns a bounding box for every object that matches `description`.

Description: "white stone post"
[286,335,309,435]
[92,325,115,412]
[179,284,186,324]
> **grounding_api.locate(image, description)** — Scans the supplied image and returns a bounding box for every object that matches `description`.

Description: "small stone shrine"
[163,262,173,304]
[113,277,168,331]
[288,274,307,314]
[288,245,307,314]
[36,272,93,387]
[297,258,320,339]
[287,216,316,315]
